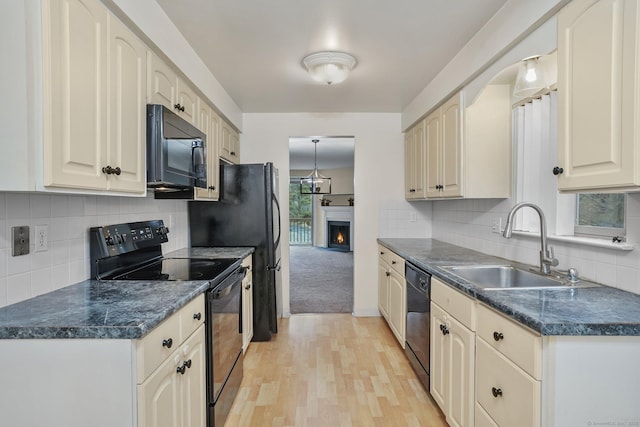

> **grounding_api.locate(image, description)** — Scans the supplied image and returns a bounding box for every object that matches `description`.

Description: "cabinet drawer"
[136,311,181,383]
[378,246,404,275]
[476,339,540,427]
[431,278,475,330]
[179,294,205,343]
[476,304,541,379]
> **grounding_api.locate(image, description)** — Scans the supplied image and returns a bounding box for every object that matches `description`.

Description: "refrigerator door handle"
[272,193,281,250]
[267,259,281,272]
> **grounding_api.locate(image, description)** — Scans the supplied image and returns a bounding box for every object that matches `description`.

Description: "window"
[575,193,625,239]
[289,178,313,245]
[512,91,626,240]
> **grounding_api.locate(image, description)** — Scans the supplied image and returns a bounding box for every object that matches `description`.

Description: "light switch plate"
[12,226,30,256]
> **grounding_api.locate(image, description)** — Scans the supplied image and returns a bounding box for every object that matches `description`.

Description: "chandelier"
[299,139,332,194]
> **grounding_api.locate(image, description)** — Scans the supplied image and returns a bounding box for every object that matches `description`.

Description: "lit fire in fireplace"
[336,231,345,244]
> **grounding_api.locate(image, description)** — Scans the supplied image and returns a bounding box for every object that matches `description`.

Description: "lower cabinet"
[138,325,206,427]
[242,255,254,352]
[430,278,475,427]
[377,245,406,347]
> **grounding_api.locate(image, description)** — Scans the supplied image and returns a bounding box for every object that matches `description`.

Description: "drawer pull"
[386,271,390,277]
[162,338,173,349]
[193,312,202,321]
[245,284,251,290]
[439,324,450,336]
[491,387,503,398]
[184,359,192,369]
[176,364,186,375]
[391,260,397,265]
[493,332,504,341]
[380,251,385,255]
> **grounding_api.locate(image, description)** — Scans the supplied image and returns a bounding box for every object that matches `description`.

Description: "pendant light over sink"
[302,51,357,85]
[300,139,332,194]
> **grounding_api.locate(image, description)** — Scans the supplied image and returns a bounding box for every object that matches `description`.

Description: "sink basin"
[443,265,596,290]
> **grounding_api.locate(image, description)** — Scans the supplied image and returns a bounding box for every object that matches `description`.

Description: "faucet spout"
[503,202,559,275]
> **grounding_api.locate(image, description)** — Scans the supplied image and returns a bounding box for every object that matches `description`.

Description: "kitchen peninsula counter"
[0,247,254,340]
[378,238,640,336]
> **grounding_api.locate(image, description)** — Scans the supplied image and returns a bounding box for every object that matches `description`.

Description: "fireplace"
[328,221,351,252]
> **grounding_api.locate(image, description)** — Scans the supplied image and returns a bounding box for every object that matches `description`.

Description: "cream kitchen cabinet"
[475,304,541,427]
[43,0,146,194]
[426,94,463,198]
[377,245,406,347]
[220,120,241,164]
[148,52,199,125]
[404,120,427,199]
[242,255,254,353]
[407,84,510,201]
[557,0,640,192]
[193,102,221,200]
[430,277,475,427]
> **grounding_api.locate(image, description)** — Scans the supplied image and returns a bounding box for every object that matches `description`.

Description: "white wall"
[0,192,188,308]
[241,113,432,316]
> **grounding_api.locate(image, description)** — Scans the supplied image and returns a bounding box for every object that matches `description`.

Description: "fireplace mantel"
[320,206,354,251]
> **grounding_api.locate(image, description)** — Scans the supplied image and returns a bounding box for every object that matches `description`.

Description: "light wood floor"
[226,314,447,427]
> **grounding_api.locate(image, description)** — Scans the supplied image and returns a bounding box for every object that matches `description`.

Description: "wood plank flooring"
[226,314,447,427]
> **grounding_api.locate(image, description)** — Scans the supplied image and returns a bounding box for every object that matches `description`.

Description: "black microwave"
[146,104,207,191]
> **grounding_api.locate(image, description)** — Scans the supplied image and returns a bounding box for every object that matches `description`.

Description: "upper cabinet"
[220,120,240,164]
[404,120,426,199]
[557,0,640,192]
[193,102,220,201]
[43,0,146,194]
[148,52,199,125]
[404,86,511,200]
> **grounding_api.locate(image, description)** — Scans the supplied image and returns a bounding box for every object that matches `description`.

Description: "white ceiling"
[155,0,509,113]
[289,137,355,170]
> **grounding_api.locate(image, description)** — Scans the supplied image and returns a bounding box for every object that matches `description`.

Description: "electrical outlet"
[491,217,502,234]
[35,225,48,252]
[11,226,30,256]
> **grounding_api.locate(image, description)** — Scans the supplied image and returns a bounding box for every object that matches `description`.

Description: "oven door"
[206,266,245,427]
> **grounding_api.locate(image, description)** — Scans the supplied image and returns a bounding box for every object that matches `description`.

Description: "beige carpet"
[289,246,354,313]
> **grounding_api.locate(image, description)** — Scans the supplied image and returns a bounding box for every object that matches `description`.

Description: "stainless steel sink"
[443,265,598,290]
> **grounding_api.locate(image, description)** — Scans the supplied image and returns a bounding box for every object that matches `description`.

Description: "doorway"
[288,136,355,313]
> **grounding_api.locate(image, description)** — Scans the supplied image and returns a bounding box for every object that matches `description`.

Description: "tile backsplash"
[431,195,640,295]
[378,199,432,238]
[0,192,189,308]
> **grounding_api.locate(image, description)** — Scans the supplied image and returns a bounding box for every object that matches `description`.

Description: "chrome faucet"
[503,202,559,275]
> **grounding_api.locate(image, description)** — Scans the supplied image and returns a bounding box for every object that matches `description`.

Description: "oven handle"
[209,266,245,298]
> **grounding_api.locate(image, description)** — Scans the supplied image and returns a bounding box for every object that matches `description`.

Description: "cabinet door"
[44,0,108,190]
[430,302,448,413]
[147,52,177,111]
[108,15,146,193]
[220,120,240,164]
[138,351,182,427]
[387,268,405,347]
[447,315,475,427]
[194,103,218,200]
[176,79,198,124]
[378,259,390,320]
[404,128,415,198]
[181,327,206,427]
[242,268,254,352]
[440,94,463,197]
[425,110,441,197]
[412,121,426,198]
[557,0,639,191]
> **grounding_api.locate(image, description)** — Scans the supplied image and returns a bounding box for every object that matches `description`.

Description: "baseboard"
[352,308,382,317]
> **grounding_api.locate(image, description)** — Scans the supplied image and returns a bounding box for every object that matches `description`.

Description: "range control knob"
[105,236,115,246]
[157,226,170,236]
[116,234,124,244]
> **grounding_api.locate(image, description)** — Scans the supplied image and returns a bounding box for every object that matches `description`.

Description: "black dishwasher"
[405,262,431,391]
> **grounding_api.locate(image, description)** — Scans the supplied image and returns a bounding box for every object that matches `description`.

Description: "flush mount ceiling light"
[302,51,357,85]
[513,56,547,98]
[300,139,332,194]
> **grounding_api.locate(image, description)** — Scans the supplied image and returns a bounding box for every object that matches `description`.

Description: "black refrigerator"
[188,162,281,341]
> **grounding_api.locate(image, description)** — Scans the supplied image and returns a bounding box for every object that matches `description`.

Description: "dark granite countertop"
[0,247,254,340]
[378,238,640,336]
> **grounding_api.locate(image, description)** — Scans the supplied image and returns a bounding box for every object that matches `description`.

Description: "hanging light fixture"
[513,56,547,98]
[302,51,357,85]
[300,139,332,194]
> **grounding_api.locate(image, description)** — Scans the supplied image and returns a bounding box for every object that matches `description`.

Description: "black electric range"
[89,220,245,427]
